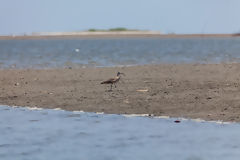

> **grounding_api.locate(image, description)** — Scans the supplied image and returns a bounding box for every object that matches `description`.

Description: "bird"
[101,72,125,90]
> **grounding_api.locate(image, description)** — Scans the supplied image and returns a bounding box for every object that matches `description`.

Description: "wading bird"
[101,72,125,90]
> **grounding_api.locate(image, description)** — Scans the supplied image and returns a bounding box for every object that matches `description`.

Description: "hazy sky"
[0,0,240,35]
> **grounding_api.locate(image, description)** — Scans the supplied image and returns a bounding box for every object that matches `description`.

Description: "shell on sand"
[136,89,148,92]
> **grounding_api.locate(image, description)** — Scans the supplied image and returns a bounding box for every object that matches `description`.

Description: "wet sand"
[1,63,240,122]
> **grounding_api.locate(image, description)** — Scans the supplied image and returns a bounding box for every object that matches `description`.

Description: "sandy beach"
[1,63,240,122]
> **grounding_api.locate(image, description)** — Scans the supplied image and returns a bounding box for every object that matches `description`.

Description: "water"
[1,37,240,68]
[0,105,240,160]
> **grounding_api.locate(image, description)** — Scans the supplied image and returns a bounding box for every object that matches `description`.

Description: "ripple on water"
[1,38,240,68]
[0,144,12,148]
[66,113,81,118]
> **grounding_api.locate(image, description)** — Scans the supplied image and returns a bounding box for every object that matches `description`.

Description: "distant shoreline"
[0,31,240,40]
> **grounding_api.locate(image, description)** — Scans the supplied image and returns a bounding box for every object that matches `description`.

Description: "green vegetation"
[109,27,128,31]
[88,29,97,32]
[87,28,139,32]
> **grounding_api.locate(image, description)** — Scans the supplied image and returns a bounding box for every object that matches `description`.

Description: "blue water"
[1,37,240,68]
[0,105,240,160]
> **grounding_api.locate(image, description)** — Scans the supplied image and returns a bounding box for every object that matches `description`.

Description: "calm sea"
[1,105,240,160]
[0,37,240,68]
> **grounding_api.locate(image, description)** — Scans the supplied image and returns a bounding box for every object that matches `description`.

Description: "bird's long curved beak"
[120,72,126,76]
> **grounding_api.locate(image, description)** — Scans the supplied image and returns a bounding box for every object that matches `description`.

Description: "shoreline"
[1,32,240,40]
[1,63,240,122]
[2,105,232,124]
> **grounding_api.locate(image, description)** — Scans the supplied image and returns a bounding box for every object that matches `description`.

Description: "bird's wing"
[101,78,115,84]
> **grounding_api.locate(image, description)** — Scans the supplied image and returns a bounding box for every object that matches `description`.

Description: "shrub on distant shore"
[88,29,96,32]
[109,27,128,31]
[87,28,138,32]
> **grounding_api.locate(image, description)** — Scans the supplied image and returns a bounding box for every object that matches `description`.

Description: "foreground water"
[0,105,240,160]
[1,37,240,68]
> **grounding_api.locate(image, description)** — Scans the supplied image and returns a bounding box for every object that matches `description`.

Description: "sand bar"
[1,63,240,122]
[1,32,240,40]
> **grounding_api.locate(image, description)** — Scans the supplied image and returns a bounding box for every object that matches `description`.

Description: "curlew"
[101,72,125,90]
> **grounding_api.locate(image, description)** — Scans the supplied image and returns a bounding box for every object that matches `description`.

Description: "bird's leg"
[107,84,113,92]
[114,83,117,88]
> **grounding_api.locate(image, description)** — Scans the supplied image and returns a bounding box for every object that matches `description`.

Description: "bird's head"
[117,72,125,76]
